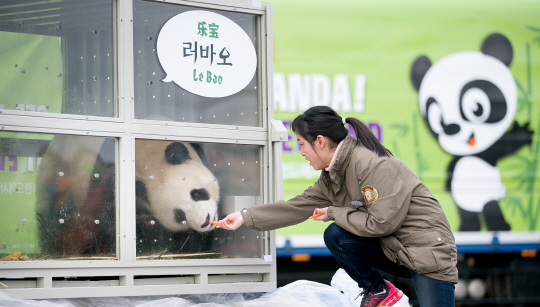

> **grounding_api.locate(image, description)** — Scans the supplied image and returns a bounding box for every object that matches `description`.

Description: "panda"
[410,33,534,231]
[35,135,116,256]
[135,140,220,255]
[135,140,219,232]
[36,136,221,256]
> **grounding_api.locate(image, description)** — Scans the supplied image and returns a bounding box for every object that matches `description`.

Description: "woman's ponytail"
[346,117,392,157]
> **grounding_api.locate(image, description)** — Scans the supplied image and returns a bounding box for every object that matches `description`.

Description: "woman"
[218,106,457,307]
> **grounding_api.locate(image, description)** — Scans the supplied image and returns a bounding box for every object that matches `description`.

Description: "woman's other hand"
[218,211,245,230]
[313,207,330,222]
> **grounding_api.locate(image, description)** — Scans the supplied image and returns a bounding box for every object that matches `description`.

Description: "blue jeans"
[324,223,455,307]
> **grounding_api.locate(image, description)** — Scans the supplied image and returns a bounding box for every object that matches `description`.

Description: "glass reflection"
[0,133,116,260]
[135,140,262,259]
[0,0,115,117]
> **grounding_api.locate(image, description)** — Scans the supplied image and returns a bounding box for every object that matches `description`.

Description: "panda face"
[419,51,517,155]
[135,140,219,232]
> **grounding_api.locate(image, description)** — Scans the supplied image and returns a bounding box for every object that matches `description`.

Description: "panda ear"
[189,143,210,167]
[135,180,149,203]
[481,33,513,66]
[165,142,191,165]
[411,55,431,92]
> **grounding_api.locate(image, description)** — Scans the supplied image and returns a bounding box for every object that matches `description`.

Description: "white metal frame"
[0,0,278,299]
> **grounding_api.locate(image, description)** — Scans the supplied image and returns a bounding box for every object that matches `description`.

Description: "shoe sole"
[378,289,404,307]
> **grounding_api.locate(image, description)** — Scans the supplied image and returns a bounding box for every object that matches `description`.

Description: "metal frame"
[0,0,277,299]
[275,232,540,258]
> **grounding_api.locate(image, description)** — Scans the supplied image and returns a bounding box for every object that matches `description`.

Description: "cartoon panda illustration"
[36,136,221,256]
[411,33,534,231]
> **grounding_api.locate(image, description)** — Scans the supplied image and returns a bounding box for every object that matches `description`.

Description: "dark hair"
[290,106,392,157]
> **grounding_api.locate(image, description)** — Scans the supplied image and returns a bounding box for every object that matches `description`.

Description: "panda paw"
[509,121,534,145]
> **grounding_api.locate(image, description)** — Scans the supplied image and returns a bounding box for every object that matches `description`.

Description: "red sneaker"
[360,280,404,307]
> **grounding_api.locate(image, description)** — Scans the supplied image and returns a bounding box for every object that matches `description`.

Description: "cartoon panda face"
[135,140,219,232]
[418,51,517,156]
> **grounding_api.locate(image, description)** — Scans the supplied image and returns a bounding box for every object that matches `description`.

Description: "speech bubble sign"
[157,10,257,98]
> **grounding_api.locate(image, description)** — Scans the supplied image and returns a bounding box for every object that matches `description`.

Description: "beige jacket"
[241,135,458,283]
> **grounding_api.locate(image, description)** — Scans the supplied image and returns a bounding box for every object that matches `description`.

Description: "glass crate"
[0,0,277,300]
[133,0,260,127]
[0,133,116,260]
[134,139,262,260]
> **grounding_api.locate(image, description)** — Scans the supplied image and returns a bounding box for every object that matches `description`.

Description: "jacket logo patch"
[361,185,378,203]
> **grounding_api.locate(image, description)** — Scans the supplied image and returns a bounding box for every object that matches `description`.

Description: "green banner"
[0,32,62,254]
[270,0,540,236]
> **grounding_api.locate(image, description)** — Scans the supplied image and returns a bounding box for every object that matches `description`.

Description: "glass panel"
[0,132,116,260]
[133,0,259,126]
[135,139,262,259]
[0,0,115,117]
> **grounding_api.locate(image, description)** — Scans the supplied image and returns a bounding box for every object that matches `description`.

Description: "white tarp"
[0,269,410,307]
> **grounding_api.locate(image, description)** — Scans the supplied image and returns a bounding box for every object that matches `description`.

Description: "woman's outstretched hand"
[312,207,330,222]
[217,211,245,230]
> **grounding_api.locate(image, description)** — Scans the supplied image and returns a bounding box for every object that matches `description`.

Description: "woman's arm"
[218,180,332,231]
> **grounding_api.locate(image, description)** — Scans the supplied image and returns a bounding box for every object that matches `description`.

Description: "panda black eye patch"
[190,188,210,201]
[174,209,187,224]
[165,142,191,165]
[459,80,507,123]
